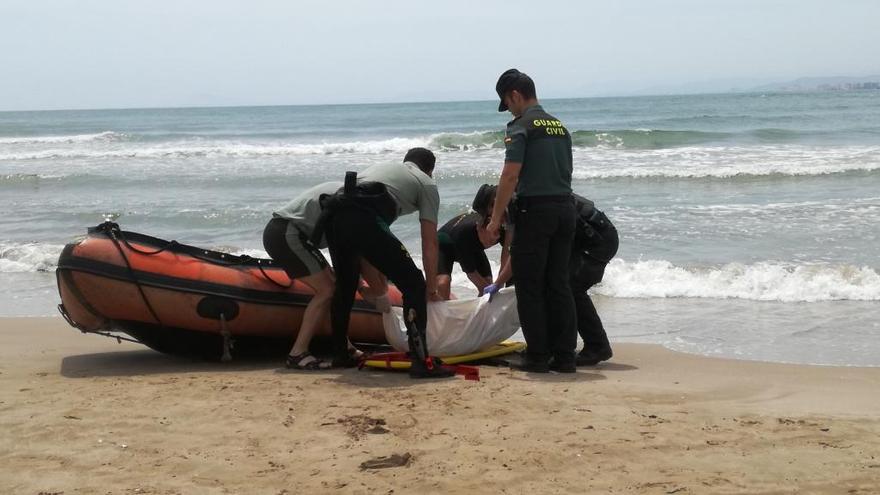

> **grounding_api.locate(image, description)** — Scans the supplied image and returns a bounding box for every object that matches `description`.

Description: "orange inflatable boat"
[56,222,399,360]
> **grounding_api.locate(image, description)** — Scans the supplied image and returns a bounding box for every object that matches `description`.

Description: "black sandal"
[285,352,332,370]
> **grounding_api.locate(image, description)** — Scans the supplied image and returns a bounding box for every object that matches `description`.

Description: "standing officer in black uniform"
[571,194,618,366]
[486,69,578,373]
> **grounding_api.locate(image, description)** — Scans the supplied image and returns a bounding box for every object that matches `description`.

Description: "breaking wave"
[597,259,880,302]
[0,131,125,145]
[6,240,878,303]
[1,127,861,162]
[0,242,65,273]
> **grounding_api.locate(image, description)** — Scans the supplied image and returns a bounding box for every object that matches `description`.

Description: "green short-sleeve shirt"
[359,161,440,224]
[504,104,573,197]
[272,181,343,248]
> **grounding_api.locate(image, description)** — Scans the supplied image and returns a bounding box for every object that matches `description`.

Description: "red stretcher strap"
[450,365,480,381]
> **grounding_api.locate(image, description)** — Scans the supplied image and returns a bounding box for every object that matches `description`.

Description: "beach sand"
[1,317,879,494]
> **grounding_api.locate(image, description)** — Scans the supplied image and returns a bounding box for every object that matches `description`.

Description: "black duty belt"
[516,195,573,207]
[310,171,399,246]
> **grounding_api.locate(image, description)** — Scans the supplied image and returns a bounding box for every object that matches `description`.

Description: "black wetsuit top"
[436,212,504,277]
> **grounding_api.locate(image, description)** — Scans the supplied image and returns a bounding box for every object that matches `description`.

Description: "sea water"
[2,91,879,365]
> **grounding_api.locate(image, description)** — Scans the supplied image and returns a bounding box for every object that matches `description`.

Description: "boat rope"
[97,222,293,289]
[58,303,140,345]
[86,330,142,345]
[251,258,294,289]
[115,235,179,256]
[105,225,166,327]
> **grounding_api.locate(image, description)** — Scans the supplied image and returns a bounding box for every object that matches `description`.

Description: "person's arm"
[466,272,491,294]
[420,219,442,301]
[483,224,513,299]
[494,225,514,286]
[499,225,511,270]
[487,161,520,238]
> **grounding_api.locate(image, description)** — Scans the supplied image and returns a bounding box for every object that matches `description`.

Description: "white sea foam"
[0,131,124,145]
[0,139,424,161]
[4,142,879,181]
[598,259,880,302]
[572,145,880,179]
[0,242,64,273]
[3,129,879,181]
[228,248,270,259]
[0,131,500,161]
[0,241,274,274]
[412,253,880,302]
[9,238,880,303]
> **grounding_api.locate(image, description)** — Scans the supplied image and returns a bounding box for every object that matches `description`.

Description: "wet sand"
[1,317,879,494]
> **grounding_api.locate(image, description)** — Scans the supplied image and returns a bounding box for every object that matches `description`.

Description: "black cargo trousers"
[570,224,619,351]
[510,196,578,364]
[323,205,428,361]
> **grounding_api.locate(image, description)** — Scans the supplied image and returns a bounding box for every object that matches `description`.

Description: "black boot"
[409,355,454,378]
[405,309,454,379]
[331,326,358,368]
[576,345,613,366]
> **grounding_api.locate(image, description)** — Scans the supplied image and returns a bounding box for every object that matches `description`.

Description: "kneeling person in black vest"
[436,184,512,299]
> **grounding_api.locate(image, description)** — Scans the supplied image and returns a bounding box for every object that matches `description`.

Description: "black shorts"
[262,217,328,279]
[437,242,456,276]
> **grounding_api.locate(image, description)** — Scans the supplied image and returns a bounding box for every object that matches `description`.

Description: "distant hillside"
[753,76,880,92]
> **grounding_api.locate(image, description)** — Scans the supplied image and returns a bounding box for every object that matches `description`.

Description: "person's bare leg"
[342,259,391,356]
[288,267,334,357]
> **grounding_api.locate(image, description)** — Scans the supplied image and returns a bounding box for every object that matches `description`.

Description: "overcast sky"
[2,0,879,111]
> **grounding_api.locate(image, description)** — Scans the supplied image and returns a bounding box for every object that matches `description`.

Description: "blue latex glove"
[482,283,500,301]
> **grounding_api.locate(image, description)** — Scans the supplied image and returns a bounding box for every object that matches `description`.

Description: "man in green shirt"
[486,69,578,373]
[265,181,391,370]
[322,148,454,379]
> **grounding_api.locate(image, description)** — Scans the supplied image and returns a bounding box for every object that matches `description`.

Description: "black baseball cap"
[495,68,533,112]
[471,183,497,215]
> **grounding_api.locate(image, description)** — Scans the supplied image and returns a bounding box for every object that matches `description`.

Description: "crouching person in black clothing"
[571,194,619,366]
[436,184,512,299]
[318,148,454,379]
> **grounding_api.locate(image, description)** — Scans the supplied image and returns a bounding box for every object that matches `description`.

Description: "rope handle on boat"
[105,226,166,327]
[118,236,179,256]
[251,258,294,289]
[96,222,293,289]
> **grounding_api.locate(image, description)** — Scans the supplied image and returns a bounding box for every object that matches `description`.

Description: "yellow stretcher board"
[362,341,526,370]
